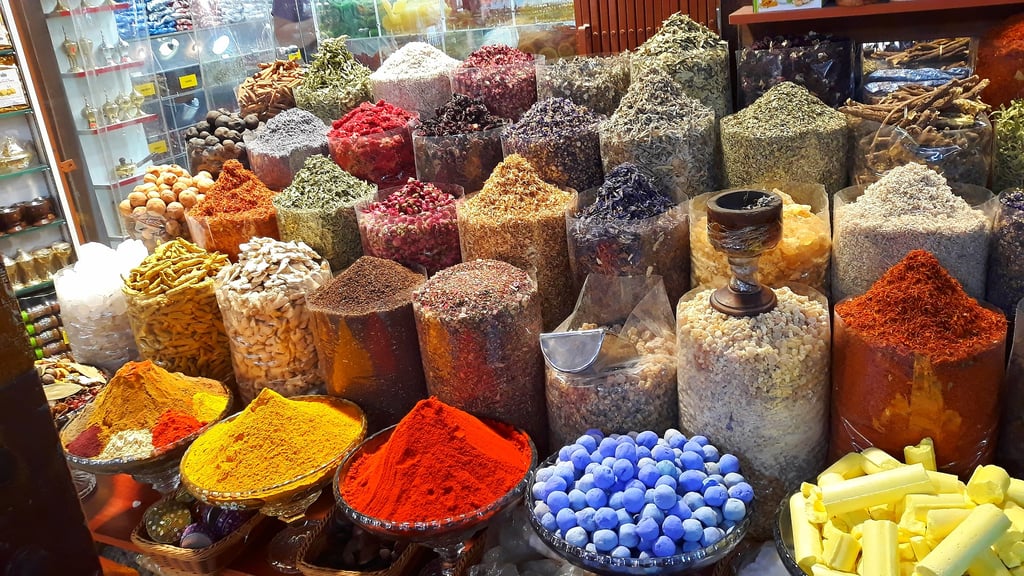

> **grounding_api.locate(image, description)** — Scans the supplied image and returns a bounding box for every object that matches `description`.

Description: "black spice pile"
[412,94,506,192]
[502,97,604,191]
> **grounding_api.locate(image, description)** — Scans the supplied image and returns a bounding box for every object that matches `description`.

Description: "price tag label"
[288,51,302,61]
[136,82,156,97]
[148,140,168,154]
[178,74,198,89]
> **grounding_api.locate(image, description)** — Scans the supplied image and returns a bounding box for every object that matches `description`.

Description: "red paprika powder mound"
[832,250,1008,475]
[327,101,418,187]
[976,13,1024,109]
[329,101,416,138]
[67,424,104,458]
[185,159,279,261]
[152,410,204,448]
[835,249,1006,363]
[341,397,532,523]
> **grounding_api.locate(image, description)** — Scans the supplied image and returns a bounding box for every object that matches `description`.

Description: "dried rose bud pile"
[357,179,460,275]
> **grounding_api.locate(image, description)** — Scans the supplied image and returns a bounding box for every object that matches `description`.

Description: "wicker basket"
[298,510,427,576]
[130,499,265,575]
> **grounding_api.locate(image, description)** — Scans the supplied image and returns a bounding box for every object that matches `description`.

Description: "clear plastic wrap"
[124,211,190,254]
[831,181,993,302]
[54,241,147,372]
[997,298,1024,477]
[677,284,830,539]
[413,259,548,448]
[848,113,993,187]
[567,191,689,303]
[832,300,1005,477]
[185,210,279,262]
[214,238,332,404]
[544,275,677,451]
[737,36,854,108]
[691,183,831,294]
[310,257,427,433]
[412,126,505,193]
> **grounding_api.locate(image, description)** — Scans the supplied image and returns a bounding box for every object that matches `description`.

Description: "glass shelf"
[93,171,146,190]
[0,165,50,181]
[0,219,67,240]
[0,108,33,121]
[77,113,159,135]
[61,60,145,78]
[45,2,131,19]
[15,280,55,298]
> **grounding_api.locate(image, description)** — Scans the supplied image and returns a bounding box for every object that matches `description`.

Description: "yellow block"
[1003,502,1024,532]
[836,509,872,531]
[824,533,861,572]
[821,452,868,482]
[905,438,938,471]
[910,535,933,561]
[926,508,973,542]
[995,530,1024,568]
[916,504,1012,576]
[824,520,848,542]
[821,464,935,516]
[1007,479,1024,508]
[966,548,1012,576]
[820,472,847,487]
[792,492,824,573]
[862,447,904,474]
[929,471,967,495]
[898,542,915,561]
[812,565,857,576]
[968,466,1012,506]
[861,519,899,576]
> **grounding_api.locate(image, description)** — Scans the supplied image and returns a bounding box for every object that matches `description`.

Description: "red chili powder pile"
[976,14,1024,109]
[152,410,204,448]
[835,250,1007,363]
[189,160,277,221]
[329,101,416,137]
[66,424,103,458]
[341,397,532,523]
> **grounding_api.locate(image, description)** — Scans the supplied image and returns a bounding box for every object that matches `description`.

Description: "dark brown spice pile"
[308,257,423,316]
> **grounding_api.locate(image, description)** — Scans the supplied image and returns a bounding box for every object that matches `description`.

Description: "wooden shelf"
[729,0,1024,44]
[729,0,1024,25]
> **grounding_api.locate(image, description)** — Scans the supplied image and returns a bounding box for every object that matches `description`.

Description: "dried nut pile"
[118,164,214,251]
[720,82,849,193]
[631,12,731,119]
[294,37,373,123]
[185,109,258,178]
[370,42,460,121]
[237,60,304,122]
[246,108,328,191]
[677,286,830,537]
[832,163,991,301]
[599,70,716,202]
[536,53,630,117]
[502,97,605,192]
[215,237,331,403]
[123,239,233,384]
[691,187,831,293]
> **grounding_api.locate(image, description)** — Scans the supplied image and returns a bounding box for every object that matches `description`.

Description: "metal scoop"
[540,328,639,374]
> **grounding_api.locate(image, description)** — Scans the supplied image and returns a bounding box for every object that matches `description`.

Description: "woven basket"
[297,509,425,576]
[130,499,265,575]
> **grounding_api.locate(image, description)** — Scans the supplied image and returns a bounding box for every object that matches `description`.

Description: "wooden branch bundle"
[237,60,305,121]
[840,75,990,129]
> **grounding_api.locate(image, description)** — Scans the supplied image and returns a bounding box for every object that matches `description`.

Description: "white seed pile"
[832,163,990,301]
[370,42,460,121]
[215,237,332,403]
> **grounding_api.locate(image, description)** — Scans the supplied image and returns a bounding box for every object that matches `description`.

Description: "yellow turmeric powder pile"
[84,360,226,444]
[181,388,365,494]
